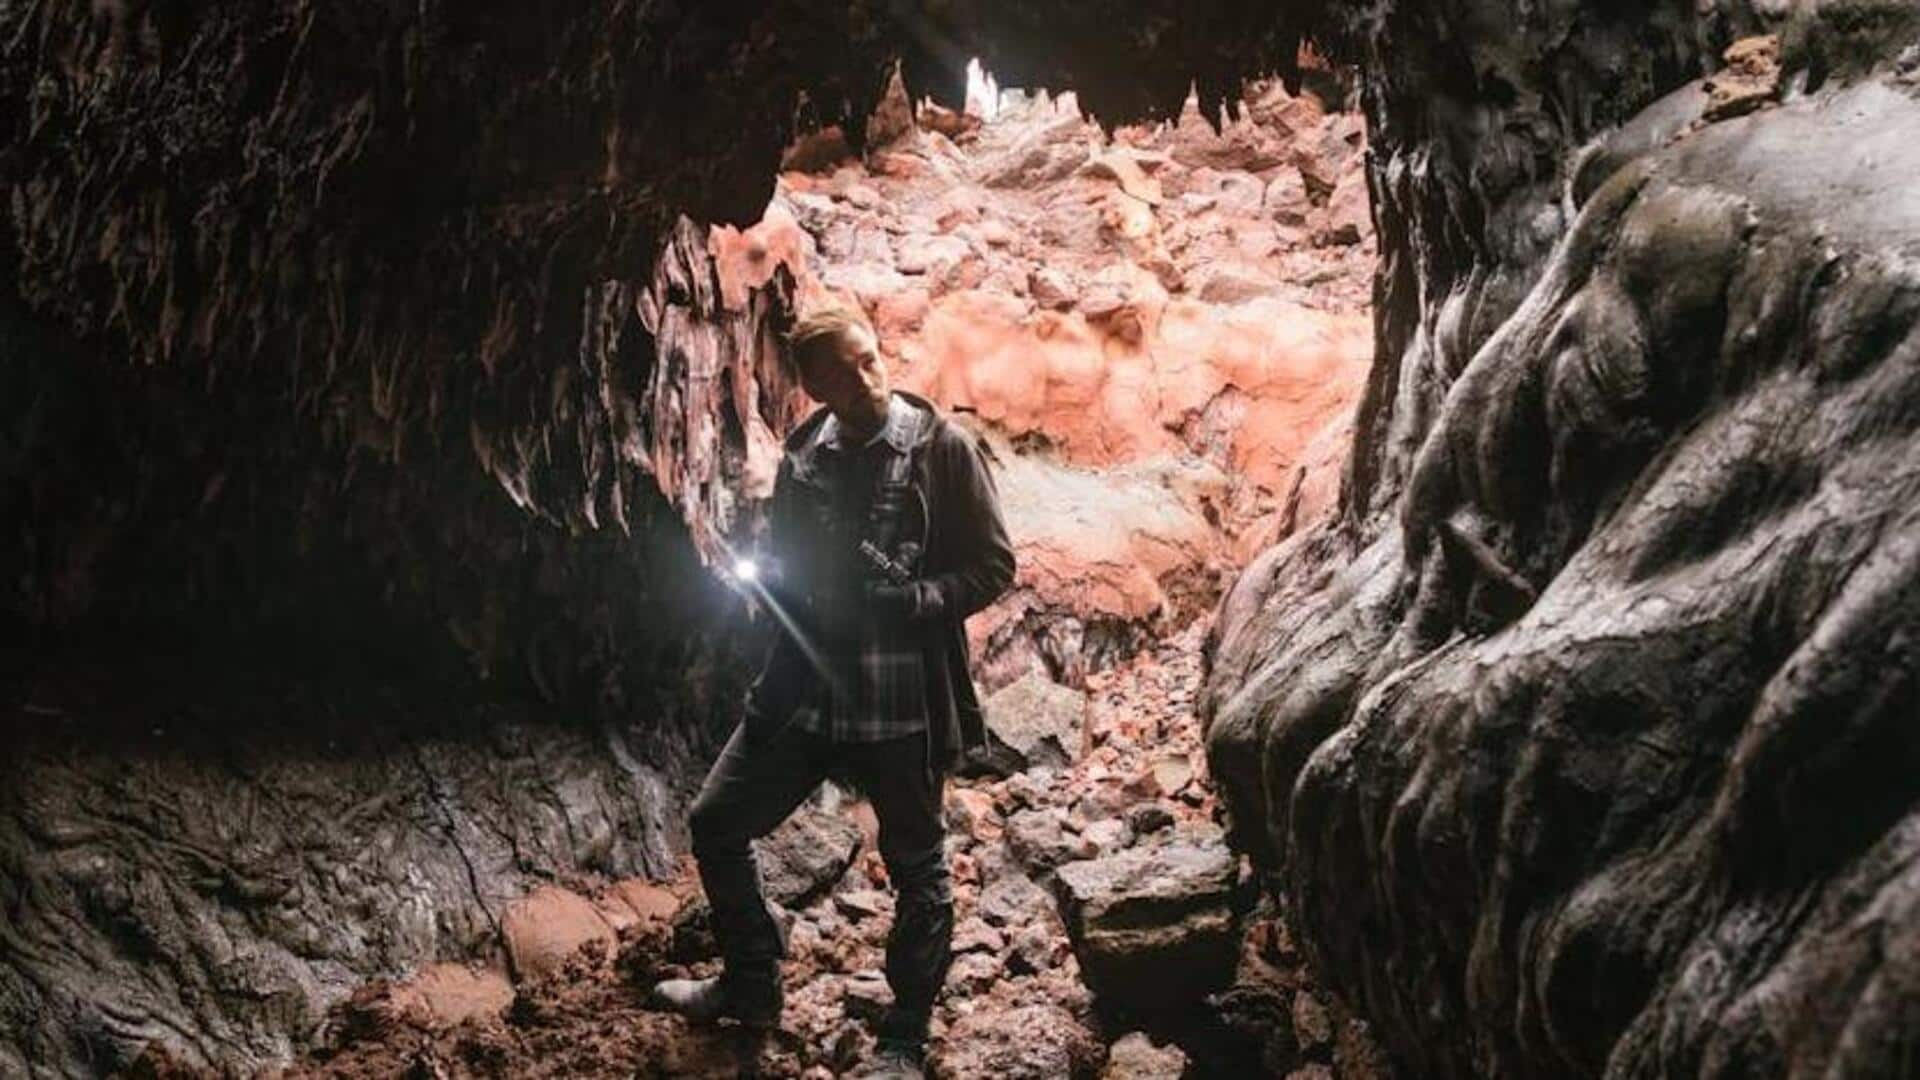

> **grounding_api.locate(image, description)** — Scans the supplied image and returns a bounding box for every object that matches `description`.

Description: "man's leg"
[847,732,952,1052]
[658,719,825,1023]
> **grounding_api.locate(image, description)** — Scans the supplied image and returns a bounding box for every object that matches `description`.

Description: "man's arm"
[921,425,1016,620]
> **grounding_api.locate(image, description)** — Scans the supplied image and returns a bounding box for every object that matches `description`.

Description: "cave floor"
[237,618,1385,1079]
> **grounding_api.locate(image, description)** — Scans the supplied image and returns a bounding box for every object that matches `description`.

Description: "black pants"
[688,720,953,1033]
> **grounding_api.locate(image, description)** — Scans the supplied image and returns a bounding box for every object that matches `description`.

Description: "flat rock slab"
[984,672,1089,770]
[1051,828,1240,1010]
[758,802,863,908]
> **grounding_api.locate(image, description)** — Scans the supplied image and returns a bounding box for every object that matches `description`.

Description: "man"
[650,307,1015,1079]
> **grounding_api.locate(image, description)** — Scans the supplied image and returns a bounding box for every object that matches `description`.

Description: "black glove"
[864,579,945,624]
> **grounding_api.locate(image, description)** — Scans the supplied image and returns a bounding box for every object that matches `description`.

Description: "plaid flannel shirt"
[775,395,931,742]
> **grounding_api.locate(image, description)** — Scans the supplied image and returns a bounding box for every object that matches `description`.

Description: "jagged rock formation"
[754,78,1374,690]
[1205,4,1920,1078]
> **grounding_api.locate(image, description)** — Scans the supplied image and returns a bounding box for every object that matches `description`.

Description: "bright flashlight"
[732,558,759,582]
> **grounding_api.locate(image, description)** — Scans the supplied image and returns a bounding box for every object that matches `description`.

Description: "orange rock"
[502,885,616,982]
[596,878,681,932]
[707,204,811,311]
[400,963,515,1029]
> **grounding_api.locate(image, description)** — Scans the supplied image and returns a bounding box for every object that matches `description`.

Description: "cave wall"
[0,3,1311,1074]
[1205,3,1920,1077]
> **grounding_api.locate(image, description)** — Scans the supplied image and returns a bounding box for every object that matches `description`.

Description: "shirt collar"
[822,394,910,453]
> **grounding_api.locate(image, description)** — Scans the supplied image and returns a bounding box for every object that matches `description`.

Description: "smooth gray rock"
[983,673,1088,771]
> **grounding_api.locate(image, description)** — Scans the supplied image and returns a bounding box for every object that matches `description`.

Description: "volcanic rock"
[501,886,617,982]
[1005,805,1098,879]
[982,673,1088,770]
[930,1003,1104,1080]
[1101,1031,1189,1079]
[974,870,1056,931]
[758,802,863,908]
[1051,828,1240,1011]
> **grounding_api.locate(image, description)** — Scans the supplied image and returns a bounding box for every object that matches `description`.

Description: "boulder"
[1051,829,1240,1010]
[501,886,616,982]
[758,802,862,908]
[983,673,1088,770]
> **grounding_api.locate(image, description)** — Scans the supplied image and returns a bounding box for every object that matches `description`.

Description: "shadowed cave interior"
[5,3,1920,1078]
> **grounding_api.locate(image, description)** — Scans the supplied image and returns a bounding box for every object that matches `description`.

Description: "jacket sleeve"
[924,425,1016,620]
[747,454,812,718]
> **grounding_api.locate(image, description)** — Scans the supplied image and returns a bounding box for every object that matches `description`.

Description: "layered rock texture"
[1205,5,1920,1078]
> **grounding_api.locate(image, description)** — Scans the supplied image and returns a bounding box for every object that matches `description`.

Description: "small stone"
[1102,1031,1189,1079]
[842,971,893,1023]
[930,1003,1103,1079]
[1126,803,1177,835]
[835,889,892,920]
[1005,806,1098,879]
[1028,266,1077,310]
[1006,921,1067,975]
[953,916,1007,955]
[1081,817,1134,853]
[946,787,1003,841]
[947,951,1001,995]
[1151,754,1195,796]
[975,871,1054,930]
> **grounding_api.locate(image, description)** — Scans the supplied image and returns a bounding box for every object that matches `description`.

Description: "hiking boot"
[849,1038,926,1079]
[647,972,783,1029]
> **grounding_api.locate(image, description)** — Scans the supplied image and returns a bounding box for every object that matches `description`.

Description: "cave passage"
[275,59,1389,1078]
[10,4,1920,1079]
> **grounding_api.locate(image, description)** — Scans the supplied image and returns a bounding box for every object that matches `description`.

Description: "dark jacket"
[747,390,1015,772]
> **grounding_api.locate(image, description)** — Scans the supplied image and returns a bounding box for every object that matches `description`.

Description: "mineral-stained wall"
[1205,3,1920,1077]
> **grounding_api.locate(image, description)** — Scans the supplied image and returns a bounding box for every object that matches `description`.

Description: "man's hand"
[865,579,946,624]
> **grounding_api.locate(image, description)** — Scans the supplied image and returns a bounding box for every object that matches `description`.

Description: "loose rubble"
[281,619,1387,1078]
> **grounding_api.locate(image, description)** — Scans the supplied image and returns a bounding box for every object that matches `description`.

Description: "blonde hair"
[785,306,873,363]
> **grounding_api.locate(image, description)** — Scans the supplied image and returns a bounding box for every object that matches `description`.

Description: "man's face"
[796,324,891,435]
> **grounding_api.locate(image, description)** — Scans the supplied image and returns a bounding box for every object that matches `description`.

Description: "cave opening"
[679,53,1377,696]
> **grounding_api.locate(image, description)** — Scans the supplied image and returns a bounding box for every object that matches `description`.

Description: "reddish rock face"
[727,80,1375,687]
